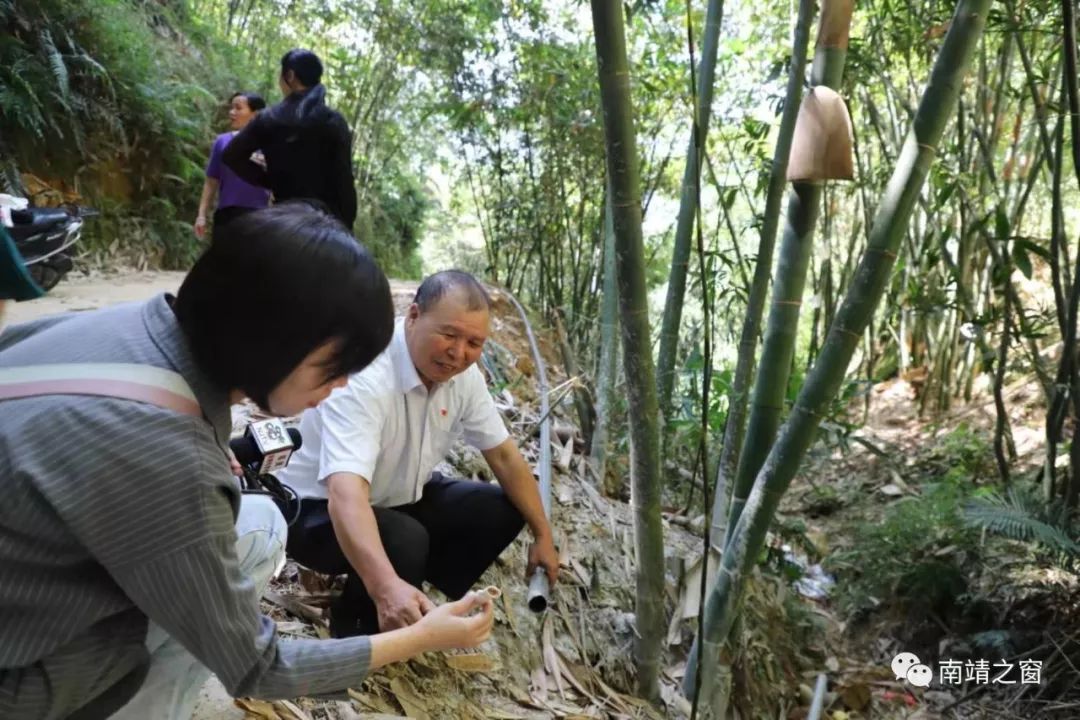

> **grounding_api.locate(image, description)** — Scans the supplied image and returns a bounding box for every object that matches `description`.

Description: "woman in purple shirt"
[194,92,272,238]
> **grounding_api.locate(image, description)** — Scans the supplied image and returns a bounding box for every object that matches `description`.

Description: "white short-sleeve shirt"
[276,319,509,507]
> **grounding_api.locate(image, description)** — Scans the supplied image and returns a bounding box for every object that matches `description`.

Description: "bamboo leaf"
[995,203,1010,240]
[1012,243,1033,279]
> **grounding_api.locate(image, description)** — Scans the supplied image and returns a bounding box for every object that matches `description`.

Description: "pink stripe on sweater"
[0,379,202,417]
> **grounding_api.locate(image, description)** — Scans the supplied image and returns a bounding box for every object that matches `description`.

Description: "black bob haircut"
[230,91,266,112]
[281,49,323,87]
[174,201,393,409]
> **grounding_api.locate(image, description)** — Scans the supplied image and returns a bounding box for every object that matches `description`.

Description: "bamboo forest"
[3,0,1080,718]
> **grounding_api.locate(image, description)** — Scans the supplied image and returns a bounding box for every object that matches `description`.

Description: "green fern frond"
[39,29,71,103]
[963,487,1080,558]
[0,157,23,196]
[1,70,47,138]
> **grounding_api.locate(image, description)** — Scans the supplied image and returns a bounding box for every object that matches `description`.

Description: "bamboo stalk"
[710,0,816,550]
[656,0,727,421]
[724,0,854,549]
[590,0,665,700]
[685,0,992,701]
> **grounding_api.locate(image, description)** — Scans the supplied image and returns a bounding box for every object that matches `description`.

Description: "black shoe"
[329,595,380,638]
[329,606,363,638]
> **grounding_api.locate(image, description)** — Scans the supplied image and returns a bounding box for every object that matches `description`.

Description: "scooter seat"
[11,207,70,229]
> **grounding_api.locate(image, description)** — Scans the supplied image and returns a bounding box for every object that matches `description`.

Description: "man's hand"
[373,577,435,631]
[527,533,559,585]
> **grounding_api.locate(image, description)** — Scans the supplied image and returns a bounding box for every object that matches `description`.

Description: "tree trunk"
[994,283,1012,484]
[1060,0,1080,507]
[554,309,596,450]
[710,0,816,550]
[655,0,726,423]
[590,189,620,494]
[684,0,991,706]
[589,0,665,701]
[724,0,854,547]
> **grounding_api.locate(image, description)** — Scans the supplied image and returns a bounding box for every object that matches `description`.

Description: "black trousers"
[211,205,255,236]
[285,473,524,635]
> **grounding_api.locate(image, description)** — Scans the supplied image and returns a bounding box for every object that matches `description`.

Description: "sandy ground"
[5,269,187,325]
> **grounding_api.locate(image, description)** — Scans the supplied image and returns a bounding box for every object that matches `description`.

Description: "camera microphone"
[229,419,302,475]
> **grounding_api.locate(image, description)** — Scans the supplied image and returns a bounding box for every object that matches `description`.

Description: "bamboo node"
[775,300,803,307]
[793,404,824,419]
[835,326,861,340]
[865,247,899,261]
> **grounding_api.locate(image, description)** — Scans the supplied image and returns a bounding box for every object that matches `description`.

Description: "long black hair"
[174,201,393,409]
[281,49,327,120]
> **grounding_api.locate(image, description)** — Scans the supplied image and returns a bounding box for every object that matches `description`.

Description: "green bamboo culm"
[684,0,993,705]
[723,0,854,548]
[656,0,726,422]
[710,0,816,551]
[589,185,620,492]
[589,0,666,701]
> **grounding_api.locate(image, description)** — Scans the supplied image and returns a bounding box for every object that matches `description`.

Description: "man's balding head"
[405,270,491,388]
[413,270,491,315]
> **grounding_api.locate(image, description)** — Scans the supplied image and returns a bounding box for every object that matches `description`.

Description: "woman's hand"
[414,591,494,651]
[368,591,495,670]
[194,215,207,238]
[226,447,243,477]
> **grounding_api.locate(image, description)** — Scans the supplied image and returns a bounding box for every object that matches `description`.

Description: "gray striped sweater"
[0,295,371,720]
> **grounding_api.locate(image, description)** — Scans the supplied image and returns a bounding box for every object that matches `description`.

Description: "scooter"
[7,204,96,291]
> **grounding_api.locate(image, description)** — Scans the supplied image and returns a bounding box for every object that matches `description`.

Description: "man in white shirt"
[276,270,558,637]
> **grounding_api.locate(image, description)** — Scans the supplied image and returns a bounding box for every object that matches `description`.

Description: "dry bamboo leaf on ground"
[388,676,430,720]
[503,681,546,711]
[272,699,312,720]
[274,621,311,636]
[554,596,587,662]
[568,556,591,587]
[500,584,519,636]
[552,653,602,707]
[297,567,335,594]
[263,590,323,624]
[482,709,528,719]
[556,481,574,506]
[541,614,566,699]
[326,700,365,720]
[346,688,399,715]
[556,649,633,716]
[234,698,281,719]
[444,652,496,672]
[529,666,549,705]
[457,700,490,720]
[557,436,574,471]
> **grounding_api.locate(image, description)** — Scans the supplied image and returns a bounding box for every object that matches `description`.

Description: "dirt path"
[6,270,424,327]
[6,270,187,325]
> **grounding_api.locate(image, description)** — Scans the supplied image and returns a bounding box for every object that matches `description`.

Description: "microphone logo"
[247,418,295,475]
